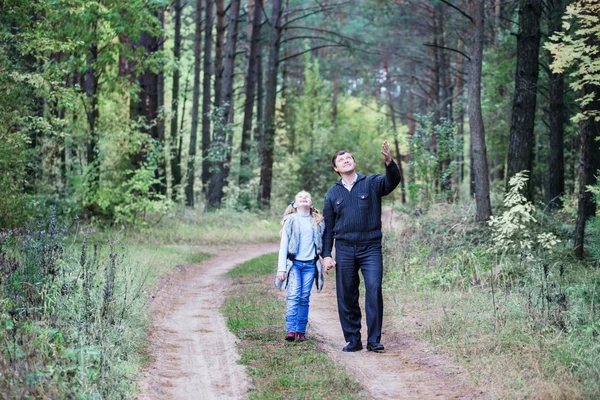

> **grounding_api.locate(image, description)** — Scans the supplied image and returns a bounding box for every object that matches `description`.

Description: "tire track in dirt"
[137,243,278,400]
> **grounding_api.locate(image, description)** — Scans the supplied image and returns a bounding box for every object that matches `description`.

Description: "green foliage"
[93,138,169,225]
[546,0,600,122]
[0,0,170,227]
[273,52,335,205]
[385,199,600,397]
[0,215,149,398]
[404,114,460,207]
[488,171,560,256]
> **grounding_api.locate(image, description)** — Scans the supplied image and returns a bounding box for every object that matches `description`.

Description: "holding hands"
[323,257,336,275]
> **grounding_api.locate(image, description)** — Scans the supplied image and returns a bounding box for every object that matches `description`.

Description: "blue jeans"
[285,260,316,333]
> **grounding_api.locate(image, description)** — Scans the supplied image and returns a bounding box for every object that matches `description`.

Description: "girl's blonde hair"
[281,191,324,226]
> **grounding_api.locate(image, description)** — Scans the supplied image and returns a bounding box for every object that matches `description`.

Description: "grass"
[382,201,600,399]
[222,253,361,400]
[0,209,279,399]
[128,208,280,246]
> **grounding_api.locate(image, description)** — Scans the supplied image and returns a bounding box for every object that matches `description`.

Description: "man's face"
[333,152,356,175]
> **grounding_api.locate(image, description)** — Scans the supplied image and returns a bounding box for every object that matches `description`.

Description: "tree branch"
[277,44,349,64]
[439,0,473,22]
[423,43,470,61]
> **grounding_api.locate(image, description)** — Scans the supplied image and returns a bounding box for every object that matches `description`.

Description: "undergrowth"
[0,215,149,398]
[384,179,600,398]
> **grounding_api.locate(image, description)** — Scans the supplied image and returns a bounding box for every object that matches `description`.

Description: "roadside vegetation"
[0,210,279,398]
[383,178,600,399]
[223,253,361,400]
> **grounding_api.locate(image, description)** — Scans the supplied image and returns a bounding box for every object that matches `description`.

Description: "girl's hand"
[277,271,286,281]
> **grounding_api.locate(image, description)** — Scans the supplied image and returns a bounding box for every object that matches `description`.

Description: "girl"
[275,191,325,342]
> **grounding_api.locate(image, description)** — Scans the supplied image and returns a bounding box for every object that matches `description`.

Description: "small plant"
[488,171,560,257]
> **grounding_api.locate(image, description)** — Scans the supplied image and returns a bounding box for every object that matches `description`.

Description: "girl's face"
[294,192,313,209]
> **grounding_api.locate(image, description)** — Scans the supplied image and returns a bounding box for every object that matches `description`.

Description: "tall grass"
[0,208,279,398]
[383,202,600,399]
[0,215,149,398]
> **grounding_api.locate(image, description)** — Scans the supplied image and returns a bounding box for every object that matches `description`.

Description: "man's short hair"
[331,150,354,168]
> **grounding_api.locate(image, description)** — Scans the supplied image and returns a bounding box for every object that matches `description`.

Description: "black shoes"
[342,340,363,352]
[367,342,385,352]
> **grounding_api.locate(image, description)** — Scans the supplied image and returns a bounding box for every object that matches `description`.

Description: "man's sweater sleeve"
[322,194,334,258]
[378,159,402,196]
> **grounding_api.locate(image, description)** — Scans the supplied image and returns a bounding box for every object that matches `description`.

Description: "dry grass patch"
[384,287,585,399]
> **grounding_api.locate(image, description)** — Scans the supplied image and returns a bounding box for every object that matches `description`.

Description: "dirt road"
[138,211,483,399]
[138,243,279,400]
[306,279,483,399]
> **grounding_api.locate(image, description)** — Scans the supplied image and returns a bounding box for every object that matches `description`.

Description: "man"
[322,141,401,352]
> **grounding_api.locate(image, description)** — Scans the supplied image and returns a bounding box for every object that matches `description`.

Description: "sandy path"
[139,208,483,399]
[138,243,278,400]
[306,281,484,399]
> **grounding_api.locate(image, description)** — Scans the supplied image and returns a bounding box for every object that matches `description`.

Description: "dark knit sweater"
[322,160,401,257]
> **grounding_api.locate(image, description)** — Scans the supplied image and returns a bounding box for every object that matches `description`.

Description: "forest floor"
[137,208,485,399]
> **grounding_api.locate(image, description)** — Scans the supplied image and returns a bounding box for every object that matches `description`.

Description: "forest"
[1,0,599,398]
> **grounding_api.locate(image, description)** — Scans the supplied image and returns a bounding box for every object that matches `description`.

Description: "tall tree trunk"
[186,0,203,208]
[239,0,263,186]
[170,0,183,200]
[255,27,264,156]
[207,0,241,209]
[84,42,99,168]
[547,0,566,210]
[201,0,214,195]
[131,8,165,194]
[455,36,466,191]
[258,0,283,209]
[468,0,491,221]
[281,0,293,154]
[574,46,600,258]
[389,102,406,204]
[157,8,166,194]
[506,0,542,197]
[214,0,226,109]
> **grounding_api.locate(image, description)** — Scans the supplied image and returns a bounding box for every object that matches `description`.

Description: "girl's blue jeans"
[285,259,316,333]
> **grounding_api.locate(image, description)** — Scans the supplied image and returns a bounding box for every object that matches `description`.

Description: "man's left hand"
[381,140,392,165]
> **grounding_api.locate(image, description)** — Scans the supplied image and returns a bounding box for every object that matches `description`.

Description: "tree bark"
[201,0,214,195]
[239,0,263,186]
[547,0,566,210]
[84,42,99,168]
[186,0,203,207]
[574,53,600,259]
[214,0,226,109]
[506,0,542,198]
[170,0,183,200]
[468,0,491,221]
[207,0,241,209]
[130,9,165,194]
[258,0,283,209]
